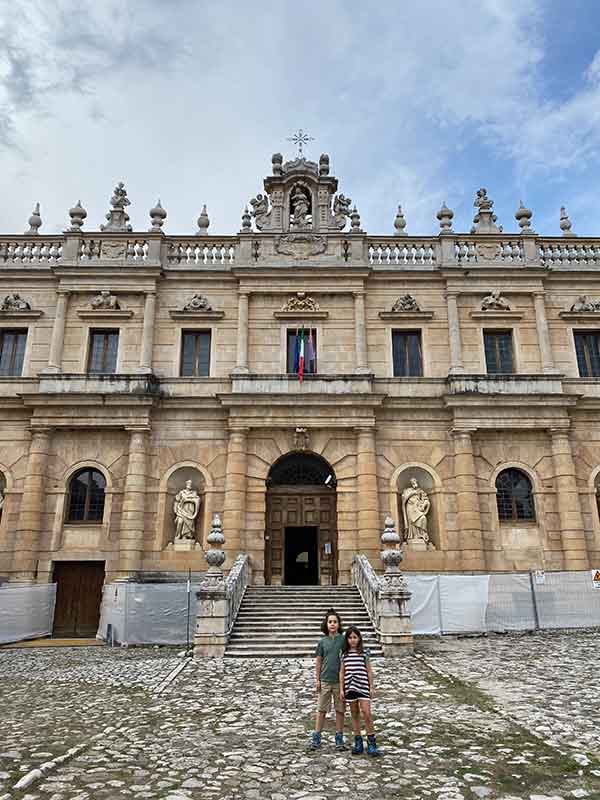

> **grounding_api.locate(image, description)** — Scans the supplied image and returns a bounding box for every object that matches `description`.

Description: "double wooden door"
[266,488,337,585]
[52,561,105,637]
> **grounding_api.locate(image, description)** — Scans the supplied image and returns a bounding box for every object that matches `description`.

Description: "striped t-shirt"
[341,650,370,697]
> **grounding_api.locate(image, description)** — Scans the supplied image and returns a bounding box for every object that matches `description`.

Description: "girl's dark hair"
[320,608,343,635]
[342,625,364,654]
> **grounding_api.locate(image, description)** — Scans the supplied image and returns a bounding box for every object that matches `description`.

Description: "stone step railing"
[225,553,251,636]
[352,554,382,633]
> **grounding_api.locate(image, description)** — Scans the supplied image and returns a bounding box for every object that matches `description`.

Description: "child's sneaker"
[351,735,364,755]
[366,733,381,757]
[309,731,321,750]
[335,732,347,751]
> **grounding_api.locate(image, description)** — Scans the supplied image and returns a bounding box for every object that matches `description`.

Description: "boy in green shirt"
[310,608,346,750]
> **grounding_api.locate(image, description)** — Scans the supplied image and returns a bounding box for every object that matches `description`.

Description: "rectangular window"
[484,330,513,374]
[286,329,317,375]
[181,331,211,377]
[88,330,119,374]
[392,331,422,377]
[0,329,27,376]
[574,331,600,377]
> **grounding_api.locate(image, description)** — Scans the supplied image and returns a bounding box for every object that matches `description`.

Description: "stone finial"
[471,187,501,234]
[380,515,406,586]
[350,206,362,232]
[68,200,87,232]
[101,182,132,232]
[148,199,167,232]
[196,204,210,236]
[241,205,252,232]
[394,205,407,237]
[204,513,226,577]
[515,200,535,233]
[560,206,576,237]
[436,201,454,233]
[26,203,42,235]
[272,152,283,176]
[319,153,330,176]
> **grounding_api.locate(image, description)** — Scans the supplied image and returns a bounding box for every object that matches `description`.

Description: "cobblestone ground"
[0,632,599,800]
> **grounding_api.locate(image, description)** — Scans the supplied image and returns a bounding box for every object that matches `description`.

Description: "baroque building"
[0,151,599,634]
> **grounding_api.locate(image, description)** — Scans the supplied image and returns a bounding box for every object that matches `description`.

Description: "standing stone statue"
[401,478,432,547]
[173,480,201,541]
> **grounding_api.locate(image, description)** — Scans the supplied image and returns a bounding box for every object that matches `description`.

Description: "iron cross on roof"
[287,128,315,157]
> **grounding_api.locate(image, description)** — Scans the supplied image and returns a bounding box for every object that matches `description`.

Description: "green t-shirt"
[315,633,344,683]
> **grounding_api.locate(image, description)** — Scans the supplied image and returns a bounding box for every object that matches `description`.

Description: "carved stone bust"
[481,290,510,311]
[1,294,31,312]
[183,294,212,312]
[91,290,120,310]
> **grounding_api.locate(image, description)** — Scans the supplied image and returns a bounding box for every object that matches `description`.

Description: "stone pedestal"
[194,580,228,657]
[169,539,202,552]
[379,581,414,654]
[405,539,427,552]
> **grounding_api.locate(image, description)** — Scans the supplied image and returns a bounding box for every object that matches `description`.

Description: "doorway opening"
[52,561,105,637]
[284,526,318,585]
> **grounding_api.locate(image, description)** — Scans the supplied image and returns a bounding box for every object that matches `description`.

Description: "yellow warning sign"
[592,569,600,589]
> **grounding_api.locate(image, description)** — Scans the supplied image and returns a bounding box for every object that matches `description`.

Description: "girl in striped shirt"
[339,625,380,757]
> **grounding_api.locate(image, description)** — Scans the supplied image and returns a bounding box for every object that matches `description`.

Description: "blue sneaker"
[335,732,347,751]
[367,734,381,757]
[309,731,321,750]
[351,735,364,755]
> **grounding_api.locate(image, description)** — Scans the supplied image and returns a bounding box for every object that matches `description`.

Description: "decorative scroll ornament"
[1,293,31,311]
[332,194,352,230]
[183,294,212,312]
[570,295,600,312]
[90,290,120,310]
[275,233,327,259]
[481,290,510,311]
[101,181,132,232]
[282,292,320,313]
[293,427,310,451]
[391,294,420,312]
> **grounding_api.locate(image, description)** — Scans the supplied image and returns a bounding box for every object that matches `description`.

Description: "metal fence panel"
[438,575,490,634]
[486,573,537,631]
[534,570,600,629]
[405,575,441,635]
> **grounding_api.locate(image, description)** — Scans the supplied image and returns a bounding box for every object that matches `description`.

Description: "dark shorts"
[345,689,370,702]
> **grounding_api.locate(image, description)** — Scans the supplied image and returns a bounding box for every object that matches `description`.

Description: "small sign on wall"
[533,569,546,585]
[592,569,600,590]
[323,541,332,555]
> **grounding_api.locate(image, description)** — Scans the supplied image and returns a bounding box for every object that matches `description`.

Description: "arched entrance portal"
[265,452,337,586]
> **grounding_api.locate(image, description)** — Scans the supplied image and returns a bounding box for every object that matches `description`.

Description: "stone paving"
[0,632,598,800]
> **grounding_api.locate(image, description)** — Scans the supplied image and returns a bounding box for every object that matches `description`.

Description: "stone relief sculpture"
[173,480,201,541]
[570,296,600,312]
[481,290,511,311]
[290,185,311,228]
[282,292,320,312]
[91,290,120,310]
[391,294,420,312]
[183,294,212,312]
[332,194,352,230]
[293,427,309,450]
[1,294,31,311]
[401,478,433,549]
[250,193,271,230]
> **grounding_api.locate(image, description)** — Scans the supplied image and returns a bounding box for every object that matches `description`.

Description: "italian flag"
[298,327,305,382]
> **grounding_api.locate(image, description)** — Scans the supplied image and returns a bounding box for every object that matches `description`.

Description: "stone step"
[236,601,368,609]
[228,631,379,642]
[225,646,384,658]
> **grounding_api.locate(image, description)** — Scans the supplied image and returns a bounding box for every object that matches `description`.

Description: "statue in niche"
[401,478,432,546]
[91,290,120,310]
[173,480,201,541]
[1,293,31,311]
[391,294,420,312]
[291,185,311,228]
[570,295,600,312]
[481,290,510,311]
[183,294,212,312]
[332,194,352,229]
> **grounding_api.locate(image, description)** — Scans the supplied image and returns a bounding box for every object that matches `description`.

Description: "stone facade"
[0,158,599,594]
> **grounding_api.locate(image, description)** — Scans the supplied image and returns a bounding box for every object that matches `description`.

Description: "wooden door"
[53,561,105,637]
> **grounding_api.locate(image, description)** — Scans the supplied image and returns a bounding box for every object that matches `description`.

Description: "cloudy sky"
[1,0,600,238]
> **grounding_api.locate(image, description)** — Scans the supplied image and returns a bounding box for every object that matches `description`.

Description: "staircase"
[225,585,382,658]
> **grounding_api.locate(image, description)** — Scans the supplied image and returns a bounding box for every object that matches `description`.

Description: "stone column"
[119,428,150,576]
[232,291,250,374]
[353,291,370,374]
[452,429,486,570]
[550,429,589,570]
[12,428,52,581]
[355,426,380,562]
[45,291,70,373]
[139,291,157,373]
[222,427,248,557]
[446,292,464,374]
[533,292,555,374]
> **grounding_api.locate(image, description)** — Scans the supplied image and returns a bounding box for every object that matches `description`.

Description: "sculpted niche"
[163,468,206,552]
[398,473,437,552]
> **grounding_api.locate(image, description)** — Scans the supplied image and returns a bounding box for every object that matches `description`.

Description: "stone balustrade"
[368,237,438,266]
[0,236,63,264]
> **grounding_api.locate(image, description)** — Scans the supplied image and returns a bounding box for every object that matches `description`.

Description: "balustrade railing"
[368,238,438,266]
[453,238,524,264]
[225,553,251,635]
[167,238,237,265]
[352,554,381,633]
[0,237,63,264]
[538,238,600,267]
[79,237,148,261]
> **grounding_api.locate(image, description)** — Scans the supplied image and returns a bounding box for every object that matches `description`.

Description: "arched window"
[67,468,106,523]
[495,468,535,522]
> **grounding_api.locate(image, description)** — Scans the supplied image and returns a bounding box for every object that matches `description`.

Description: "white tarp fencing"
[0,583,57,644]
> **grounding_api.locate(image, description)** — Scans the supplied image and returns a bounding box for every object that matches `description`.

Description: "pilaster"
[549,428,589,570]
[118,428,150,576]
[232,291,250,374]
[533,291,556,374]
[446,291,464,374]
[353,291,370,374]
[139,291,157,372]
[222,427,249,558]
[42,291,70,374]
[451,428,486,570]
[355,426,380,562]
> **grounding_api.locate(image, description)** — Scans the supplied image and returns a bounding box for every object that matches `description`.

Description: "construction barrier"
[0,583,56,644]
